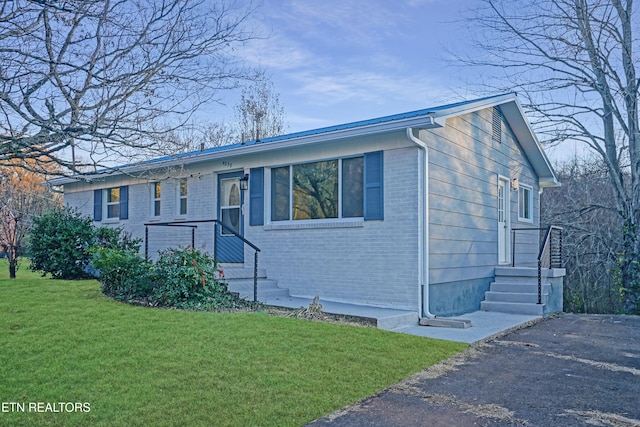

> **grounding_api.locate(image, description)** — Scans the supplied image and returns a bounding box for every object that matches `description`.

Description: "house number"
[222,161,233,168]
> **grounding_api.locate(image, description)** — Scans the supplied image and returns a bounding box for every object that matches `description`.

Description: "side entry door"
[498,177,511,265]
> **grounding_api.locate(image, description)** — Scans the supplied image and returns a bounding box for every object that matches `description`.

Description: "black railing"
[144,219,261,302]
[512,226,563,304]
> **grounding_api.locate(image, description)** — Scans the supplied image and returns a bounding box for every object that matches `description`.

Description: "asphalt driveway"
[308,314,640,426]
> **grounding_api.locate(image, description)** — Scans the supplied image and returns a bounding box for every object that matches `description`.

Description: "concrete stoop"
[221,268,421,329]
[221,267,290,302]
[481,267,549,316]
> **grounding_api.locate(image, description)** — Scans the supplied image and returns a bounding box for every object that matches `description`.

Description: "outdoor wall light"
[511,177,519,191]
[239,173,249,191]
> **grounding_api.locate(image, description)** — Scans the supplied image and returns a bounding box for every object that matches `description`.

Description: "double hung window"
[518,184,533,222]
[93,186,128,221]
[153,182,161,217]
[106,188,120,219]
[178,178,188,216]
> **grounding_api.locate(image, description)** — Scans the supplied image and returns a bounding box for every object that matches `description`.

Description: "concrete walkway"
[261,295,541,343]
[393,311,541,343]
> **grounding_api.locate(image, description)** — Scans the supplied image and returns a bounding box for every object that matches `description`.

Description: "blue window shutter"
[364,151,384,221]
[93,189,102,221]
[249,168,264,226]
[119,186,129,220]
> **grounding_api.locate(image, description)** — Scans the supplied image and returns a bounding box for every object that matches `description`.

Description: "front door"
[217,172,244,263]
[498,177,511,265]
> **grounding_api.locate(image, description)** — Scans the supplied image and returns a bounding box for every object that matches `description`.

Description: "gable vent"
[492,107,502,144]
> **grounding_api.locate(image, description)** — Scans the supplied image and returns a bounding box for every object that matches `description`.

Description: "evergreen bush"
[152,247,247,310]
[29,208,95,279]
[29,207,142,280]
[91,248,154,301]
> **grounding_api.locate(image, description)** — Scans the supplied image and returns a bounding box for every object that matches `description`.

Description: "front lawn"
[0,261,466,426]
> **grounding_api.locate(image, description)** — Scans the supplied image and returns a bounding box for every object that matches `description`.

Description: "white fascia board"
[429,93,559,188]
[146,114,438,167]
[49,115,439,186]
[496,99,560,188]
[429,93,518,123]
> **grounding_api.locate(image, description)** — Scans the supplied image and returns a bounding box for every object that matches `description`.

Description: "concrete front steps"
[220,267,290,302]
[220,267,418,329]
[481,267,550,316]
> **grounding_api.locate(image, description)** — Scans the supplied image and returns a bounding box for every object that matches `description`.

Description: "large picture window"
[271,157,363,221]
[293,160,338,220]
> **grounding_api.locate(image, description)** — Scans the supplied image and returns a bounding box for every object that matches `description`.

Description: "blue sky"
[201,0,579,162]
[214,0,479,132]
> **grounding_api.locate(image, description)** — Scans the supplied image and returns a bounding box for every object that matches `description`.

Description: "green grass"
[0,260,467,426]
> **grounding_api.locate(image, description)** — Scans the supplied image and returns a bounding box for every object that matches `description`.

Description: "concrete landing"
[260,295,418,330]
[261,295,541,342]
[393,311,541,343]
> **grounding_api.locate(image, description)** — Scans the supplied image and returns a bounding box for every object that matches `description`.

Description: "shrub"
[151,247,247,310]
[94,227,142,253]
[29,207,95,279]
[91,248,154,301]
[29,207,143,280]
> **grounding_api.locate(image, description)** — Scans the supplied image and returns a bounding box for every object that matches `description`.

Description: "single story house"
[51,93,564,320]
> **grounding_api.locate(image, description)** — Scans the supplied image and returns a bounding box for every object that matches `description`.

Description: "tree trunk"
[8,249,17,279]
[621,221,640,314]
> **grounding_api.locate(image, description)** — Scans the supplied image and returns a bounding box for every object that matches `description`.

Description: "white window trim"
[103,187,121,223]
[518,184,534,223]
[266,156,364,224]
[151,182,161,218]
[176,178,188,218]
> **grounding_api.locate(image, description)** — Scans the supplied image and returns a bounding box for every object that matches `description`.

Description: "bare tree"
[0,0,257,175]
[0,161,60,278]
[158,74,287,153]
[542,157,624,313]
[465,0,640,313]
[152,122,238,155]
[234,73,286,142]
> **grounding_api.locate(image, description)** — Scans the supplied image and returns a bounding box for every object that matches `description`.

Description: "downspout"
[406,127,436,319]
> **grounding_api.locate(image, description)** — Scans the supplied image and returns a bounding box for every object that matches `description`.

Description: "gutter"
[48,114,440,186]
[406,127,436,319]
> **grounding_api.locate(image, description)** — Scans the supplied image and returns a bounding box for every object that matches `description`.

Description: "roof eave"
[49,114,439,186]
[496,98,560,187]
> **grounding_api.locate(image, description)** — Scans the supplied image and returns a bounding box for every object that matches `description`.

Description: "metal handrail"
[144,219,262,302]
[213,220,261,302]
[511,227,546,267]
[214,220,261,252]
[512,226,563,304]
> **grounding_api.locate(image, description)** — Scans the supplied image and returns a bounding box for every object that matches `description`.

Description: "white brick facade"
[58,95,559,316]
